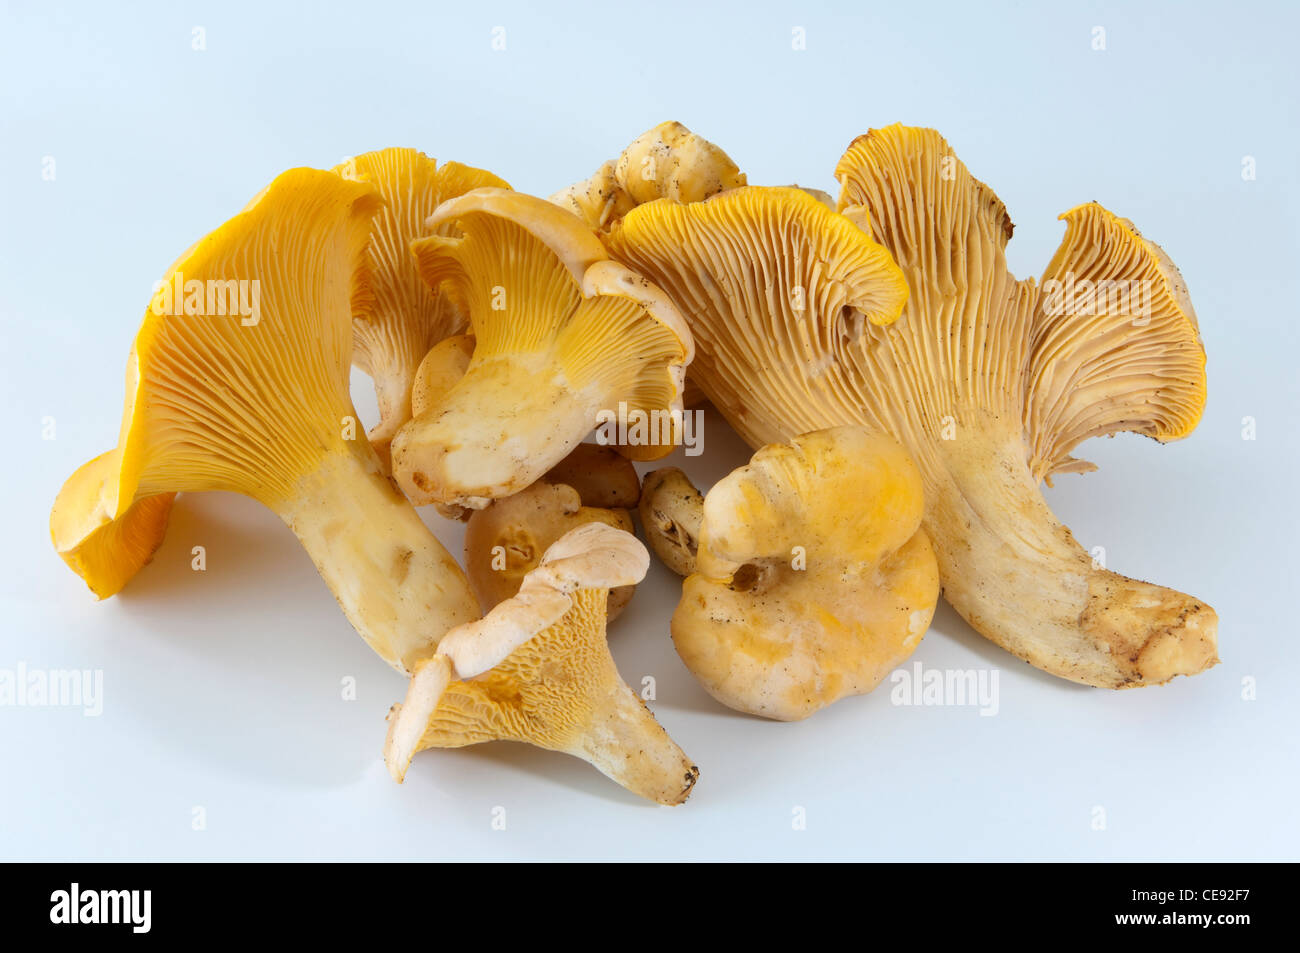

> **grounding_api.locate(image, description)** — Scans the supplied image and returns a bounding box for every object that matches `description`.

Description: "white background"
[2,1,1296,860]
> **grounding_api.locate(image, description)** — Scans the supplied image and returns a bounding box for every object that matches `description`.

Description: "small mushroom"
[392,189,692,509]
[550,121,746,231]
[543,442,640,509]
[385,523,698,805]
[669,427,940,721]
[49,169,478,672]
[464,481,637,619]
[637,467,703,577]
[333,149,509,468]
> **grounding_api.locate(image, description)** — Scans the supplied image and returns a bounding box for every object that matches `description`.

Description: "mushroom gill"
[50,169,478,672]
[334,149,510,467]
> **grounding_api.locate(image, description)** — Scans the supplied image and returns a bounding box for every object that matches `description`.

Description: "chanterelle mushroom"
[668,427,939,720]
[412,358,643,512]
[550,120,746,231]
[407,342,644,525]
[384,522,698,805]
[463,480,637,619]
[49,169,477,672]
[462,444,641,616]
[606,126,1218,689]
[543,442,640,509]
[638,467,703,577]
[1025,202,1208,484]
[552,120,741,413]
[392,189,693,509]
[333,149,510,467]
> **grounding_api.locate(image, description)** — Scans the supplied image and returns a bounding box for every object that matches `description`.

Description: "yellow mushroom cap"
[49,168,478,671]
[51,169,382,597]
[50,450,175,599]
[392,188,693,508]
[542,442,641,509]
[385,523,698,805]
[614,120,747,206]
[673,427,940,721]
[638,466,704,577]
[333,149,510,466]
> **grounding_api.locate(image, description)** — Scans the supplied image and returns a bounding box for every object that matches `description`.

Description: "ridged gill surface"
[605,186,909,446]
[1024,202,1208,481]
[414,210,688,409]
[123,169,381,507]
[335,149,509,441]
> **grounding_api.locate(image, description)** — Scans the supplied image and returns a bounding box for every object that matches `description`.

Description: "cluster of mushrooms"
[50,122,1217,805]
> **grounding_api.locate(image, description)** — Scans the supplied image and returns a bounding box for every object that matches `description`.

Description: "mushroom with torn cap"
[385,522,698,805]
[463,480,638,619]
[392,188,693,510]
[49,169,478,673]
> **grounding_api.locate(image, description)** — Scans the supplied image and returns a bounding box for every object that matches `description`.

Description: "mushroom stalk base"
[273,449,477,673]
[569,678,699,806]
[928,416,1218,688]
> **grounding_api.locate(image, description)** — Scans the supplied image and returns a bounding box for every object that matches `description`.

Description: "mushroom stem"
[569,675,700,805]
[364,357,420,470]
[928,418,1218,687]
[275,446,475,673]
[394,354,596,508]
